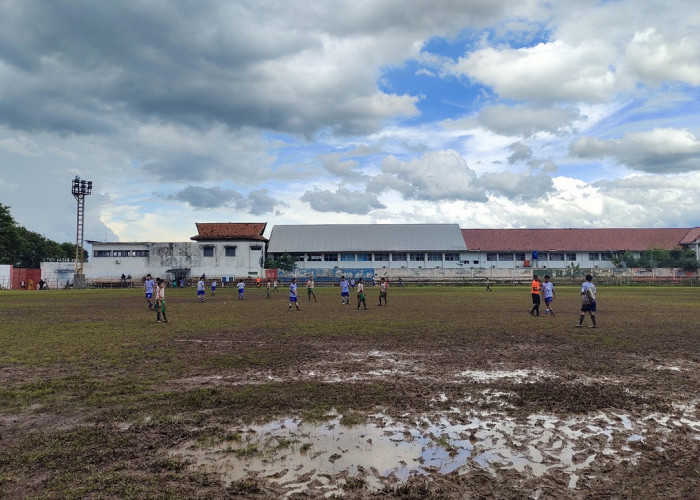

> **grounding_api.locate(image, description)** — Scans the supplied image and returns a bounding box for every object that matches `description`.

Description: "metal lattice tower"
[72,176,93,274]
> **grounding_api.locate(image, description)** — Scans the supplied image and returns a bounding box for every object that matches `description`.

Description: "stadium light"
[72,176,93,278]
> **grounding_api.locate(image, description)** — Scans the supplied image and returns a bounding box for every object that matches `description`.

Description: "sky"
[1,0,699,244]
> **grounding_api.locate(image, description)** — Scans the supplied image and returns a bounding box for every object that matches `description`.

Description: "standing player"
[541,275,556,315]
[288,278,301,310]
[356,277,368,310]
[266,279,272,299]
[377,277,387,306]
[530,274,542,316]
[339,276,350,305]
[144,274,155,310]
[237,278,245,300]
[197,276,205,302]
[211,279,217,297]
[273,279,279,292]
[576,274,598,328]
[306,275,317,302]
[156,279,168,323]
[350,278,355,291]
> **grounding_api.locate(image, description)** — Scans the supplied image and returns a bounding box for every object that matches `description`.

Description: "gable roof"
[461,228,695,252]
[191,223,267,242]
[267,224,467,253]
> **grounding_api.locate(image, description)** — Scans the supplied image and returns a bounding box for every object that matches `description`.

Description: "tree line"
[0,204,86,268]
[611,248,698,271]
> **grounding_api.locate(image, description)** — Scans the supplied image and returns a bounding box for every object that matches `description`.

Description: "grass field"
[1,285,699,498]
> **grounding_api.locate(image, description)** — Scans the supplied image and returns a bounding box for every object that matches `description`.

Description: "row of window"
[485,252,614,262]
[285,252,461,263]
[94,250,150,258]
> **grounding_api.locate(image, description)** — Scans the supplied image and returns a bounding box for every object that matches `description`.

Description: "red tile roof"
[679,228,700,245]
[461,228,696,252]
[191,223,267,241]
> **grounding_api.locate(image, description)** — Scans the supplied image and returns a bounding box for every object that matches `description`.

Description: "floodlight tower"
[72,176,93,277]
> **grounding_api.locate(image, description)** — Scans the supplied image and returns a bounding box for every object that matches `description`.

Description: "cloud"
[169,185,279,214]
[507,142,533,164]
[480,170,554,201]
[450,39,618,103]
[570,128,700,173]
[301,187,385,214]
[376,150,487,201]
[478,105,581,137]
[626,28,700,86]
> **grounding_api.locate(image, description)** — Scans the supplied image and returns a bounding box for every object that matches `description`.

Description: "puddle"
[169,404,699,497]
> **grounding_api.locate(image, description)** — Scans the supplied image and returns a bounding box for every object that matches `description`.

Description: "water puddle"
[169,404,699,497]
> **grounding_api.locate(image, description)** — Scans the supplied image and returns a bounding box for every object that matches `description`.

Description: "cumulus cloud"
[626,28,700,86]
[450,40,618,103]
[478,105,581,137]
[570,128,700,173]
[301,187,386,214]
[480,171,554,201]
[507,142,533,164]
[376,150,487,201]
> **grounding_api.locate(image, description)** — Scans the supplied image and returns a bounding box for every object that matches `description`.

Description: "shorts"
[197,290,205,296]
[544,296,553,304]
[341,291,349,297]
[290,296,297,302]
[581,301,596,312]
[531,294,540,305]
[211,286,216,292]
[146,292,153,299]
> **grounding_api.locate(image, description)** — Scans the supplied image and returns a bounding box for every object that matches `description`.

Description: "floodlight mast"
[72,176,93,274]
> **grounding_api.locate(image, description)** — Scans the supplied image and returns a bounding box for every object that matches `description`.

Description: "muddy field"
[1,285,699,498]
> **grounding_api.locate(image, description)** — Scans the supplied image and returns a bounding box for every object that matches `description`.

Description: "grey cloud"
[570,129,700,173]
[301,187,385,214]
[169,185,279,214]
[479,105,581,137]
[507,142,533,164]
[480,171,554,201]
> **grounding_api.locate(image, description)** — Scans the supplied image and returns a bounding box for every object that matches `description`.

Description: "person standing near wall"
[144,274,155,310]
[378,277,387,306]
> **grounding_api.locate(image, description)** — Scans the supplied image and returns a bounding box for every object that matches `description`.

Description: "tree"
[0,204,24,266]
[264,253,296,272]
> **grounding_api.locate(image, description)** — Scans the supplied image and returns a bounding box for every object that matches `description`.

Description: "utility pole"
[72,176,92,288]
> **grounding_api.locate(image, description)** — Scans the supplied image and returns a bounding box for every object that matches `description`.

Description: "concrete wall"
[0,265,11,289]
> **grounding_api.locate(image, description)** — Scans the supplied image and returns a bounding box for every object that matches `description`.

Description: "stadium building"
[266,224,468,281]
[461,228,700,270]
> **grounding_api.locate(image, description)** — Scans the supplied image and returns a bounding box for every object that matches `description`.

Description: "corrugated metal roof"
[461,228,695,252]
[267,224,467,253]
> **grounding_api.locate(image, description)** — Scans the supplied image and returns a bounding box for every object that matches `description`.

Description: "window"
[392,253,407,261]
[324,253,337,262]
[589,252,600,261]
[203,246,214,257]
[250,245,262,250]
[550,253,565,261]
[356,253,370,261]
[566,253,577,261]
[601,252,613,261]
[132,250,149,257]
[307,254,322,261]
[341,253,355,261]
[374,253,389,261]
[225,246,236,257]
[427,253,442,261]
[473,260,479,265]
[444,252,459,261]
[515,252,526,261]
[498,253,514,261]
[94,250,111,257]
[537,253,548,261]
[486,253,497,261]
[113,250,130,257]
[293,253,305,262]
[409,253,424,261]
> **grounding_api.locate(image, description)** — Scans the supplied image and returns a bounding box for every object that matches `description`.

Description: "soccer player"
[196,276,205,302]
[530,274,542,316]
[266,279,272,299]
[144,274,155,310]
[306,275,317,302]
[237,278,245,300]
[576,274,598,328]
[378,277,387,306]
[339,276,350,305]
[211,279,217,297]
[288,278,301,310]
[541,275,556,315]
[356,277,368,310]
[155,279,168,323]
